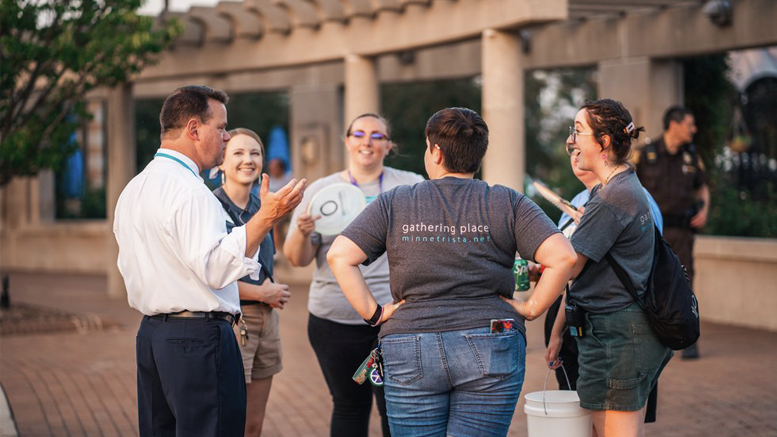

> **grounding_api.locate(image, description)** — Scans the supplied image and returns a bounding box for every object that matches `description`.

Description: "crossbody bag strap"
[566,258,592,305]
[217,197,275,283]
[603,252,646,311]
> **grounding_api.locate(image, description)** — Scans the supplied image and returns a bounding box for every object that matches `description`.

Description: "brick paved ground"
[1,271,776,437]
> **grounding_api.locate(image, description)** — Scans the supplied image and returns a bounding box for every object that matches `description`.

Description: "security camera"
[703,0,732,27]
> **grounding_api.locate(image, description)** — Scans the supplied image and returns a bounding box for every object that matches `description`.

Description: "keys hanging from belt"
[239,318,249,346]
[352,346,384,387]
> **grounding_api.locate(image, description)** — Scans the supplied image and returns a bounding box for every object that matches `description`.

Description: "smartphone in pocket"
[490,318,515,333]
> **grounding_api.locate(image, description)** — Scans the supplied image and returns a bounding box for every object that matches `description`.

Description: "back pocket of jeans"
[466,332,520,379]
[381,336,423,386]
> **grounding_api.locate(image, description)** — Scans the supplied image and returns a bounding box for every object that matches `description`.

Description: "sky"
[138,0,224,16]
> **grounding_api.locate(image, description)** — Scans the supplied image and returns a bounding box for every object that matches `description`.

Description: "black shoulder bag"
[604,226,700,350]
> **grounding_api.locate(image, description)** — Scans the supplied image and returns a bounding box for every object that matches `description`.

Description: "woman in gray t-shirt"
[283,113,423,437]
[327,108,576,437]
[547,99,673,436]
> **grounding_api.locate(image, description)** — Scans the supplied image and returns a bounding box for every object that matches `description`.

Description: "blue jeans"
[380,327,526,437]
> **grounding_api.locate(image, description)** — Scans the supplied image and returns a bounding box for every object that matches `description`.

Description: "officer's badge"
[683,152,692,164]
[647,151,657,162]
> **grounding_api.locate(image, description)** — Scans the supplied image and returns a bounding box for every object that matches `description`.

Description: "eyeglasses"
[350,130,389,142]
[568,126,594,144]
[565,143,578,156]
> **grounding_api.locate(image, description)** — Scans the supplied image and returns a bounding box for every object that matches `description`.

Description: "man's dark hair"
[160,86,229,138]
[663,106,693,131]
[581,98,644,166]
[424,107,489,174]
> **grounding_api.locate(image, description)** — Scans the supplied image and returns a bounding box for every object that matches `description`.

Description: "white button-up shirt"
[113,149,260,316]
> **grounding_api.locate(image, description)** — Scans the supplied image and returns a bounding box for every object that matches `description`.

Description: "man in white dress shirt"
[113,86,306,437]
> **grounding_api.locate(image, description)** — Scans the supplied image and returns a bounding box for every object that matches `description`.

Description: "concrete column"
[106,84,136,299]
[481,29,524,192]
[26,170,55,225]
[290,84,343,182]
[2,178,30,229]
[597,57,683,140]
[344,54,379,129]
[37,170,55,223]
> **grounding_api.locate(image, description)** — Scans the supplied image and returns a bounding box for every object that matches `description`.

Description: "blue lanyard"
[347,170,384,194]
[155,152,197,178]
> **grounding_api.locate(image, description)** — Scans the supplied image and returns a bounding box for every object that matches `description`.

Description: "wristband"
[364,305,384,327]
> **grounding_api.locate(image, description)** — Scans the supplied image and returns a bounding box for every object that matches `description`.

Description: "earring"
[602,153,609,167]
[221,171,225,185]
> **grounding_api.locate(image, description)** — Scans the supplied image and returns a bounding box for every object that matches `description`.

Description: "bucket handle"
[541,362,572,416]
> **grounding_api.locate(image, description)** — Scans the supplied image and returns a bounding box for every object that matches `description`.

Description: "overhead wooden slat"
[166,12,205,46]
[217,1,264,39]
[274,0,321,28]
[313,0,348,23]
[245,0,293,34]
[189,7,234,43]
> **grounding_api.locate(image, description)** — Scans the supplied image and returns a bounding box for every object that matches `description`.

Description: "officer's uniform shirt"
[635,136,707,220]
[113,149,261,316]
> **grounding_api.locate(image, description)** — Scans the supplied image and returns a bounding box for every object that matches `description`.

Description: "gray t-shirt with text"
[342,177,560,338]
[287,167,424,324]
[570,170,655,313]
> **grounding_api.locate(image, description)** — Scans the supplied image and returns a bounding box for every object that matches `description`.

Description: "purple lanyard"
[347,170,384,194]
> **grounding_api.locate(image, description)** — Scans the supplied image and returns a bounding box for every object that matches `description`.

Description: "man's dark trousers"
[136,316,246,436]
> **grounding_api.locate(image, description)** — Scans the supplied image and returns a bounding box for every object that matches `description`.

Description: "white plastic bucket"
[524,390,591,437]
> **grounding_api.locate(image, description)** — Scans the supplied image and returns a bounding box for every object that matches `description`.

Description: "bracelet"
[364,305,384,327]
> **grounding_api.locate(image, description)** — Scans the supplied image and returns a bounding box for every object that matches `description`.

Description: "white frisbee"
[307,183,367,236]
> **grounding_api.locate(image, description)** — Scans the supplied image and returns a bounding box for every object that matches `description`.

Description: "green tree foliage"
[524,69,597,223]
[684,54,777,238]
[381,79,482,178]
[683,55,735,176]
[135,92,290,185]
[0,0,181,186]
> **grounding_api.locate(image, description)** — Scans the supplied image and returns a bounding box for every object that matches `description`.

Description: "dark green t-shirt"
[342,177,560,338]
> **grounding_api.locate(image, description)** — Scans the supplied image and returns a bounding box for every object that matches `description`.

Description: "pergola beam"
[524,0,777,69]
[138,0,567,81]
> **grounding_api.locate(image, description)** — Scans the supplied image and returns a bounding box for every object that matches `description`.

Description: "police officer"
[634,106,709,359]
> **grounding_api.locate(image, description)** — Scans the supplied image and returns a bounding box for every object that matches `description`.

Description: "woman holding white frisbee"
[284,113,423,437]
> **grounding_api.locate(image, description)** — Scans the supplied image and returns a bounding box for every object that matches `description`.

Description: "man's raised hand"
[257,173,307,225]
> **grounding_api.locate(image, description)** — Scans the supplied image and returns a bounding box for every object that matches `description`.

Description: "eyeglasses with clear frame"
[350,131,389,142]
[568,126,595,145]
[565,142,578,156]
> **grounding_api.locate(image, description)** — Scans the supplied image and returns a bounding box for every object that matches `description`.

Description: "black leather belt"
[239,300,270,307]
[148,311,239,326]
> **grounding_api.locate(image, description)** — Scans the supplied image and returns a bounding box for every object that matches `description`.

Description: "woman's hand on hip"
[380,300,406,324]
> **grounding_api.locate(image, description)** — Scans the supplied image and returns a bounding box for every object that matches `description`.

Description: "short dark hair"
[424,107,488,174]
[663,106,694,131]
[581,99,644,166]
[160,86,229,138]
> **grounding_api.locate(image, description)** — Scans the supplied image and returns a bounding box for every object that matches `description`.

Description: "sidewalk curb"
[0,382,19,437]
